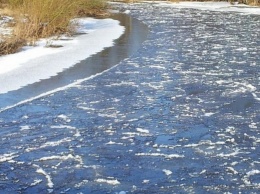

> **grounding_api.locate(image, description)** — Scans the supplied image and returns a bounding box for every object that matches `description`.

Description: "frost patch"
[142,180,150,184]
[243,170,260,188]
[25,137,72,152]
[226,167,238,175]
[163,169,173,176]
[0,153,17,162]
[136,153,184,159]
[50,125,76,129]
[116,191,127,194]
[57,114,71,122]
[204,112,215,117]
[34,165,54,188]
[36,154,83,165]
[20,125,31,130]
[75,180,89,188]
[249,123,257,129]
[31,179,43,186]
[216,149,241,158]
[98,113,118,118]
[106,141,123,145]
[136,128,150,134]
[95,178,120,185]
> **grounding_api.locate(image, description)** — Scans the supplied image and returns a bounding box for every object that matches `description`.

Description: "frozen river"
[0,2,260,193]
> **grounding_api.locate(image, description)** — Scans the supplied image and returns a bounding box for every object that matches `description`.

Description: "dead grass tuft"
[0,37,26,55]
[244,0,260,5]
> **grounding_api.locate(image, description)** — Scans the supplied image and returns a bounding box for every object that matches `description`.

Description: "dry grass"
[11,0,107,41]
[0,0,107,55]
[76,0,109,17]
[0,37,25,55]
[244,0,260,5]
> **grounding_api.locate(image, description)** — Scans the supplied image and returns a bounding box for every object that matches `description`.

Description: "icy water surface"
[0,3,260,193]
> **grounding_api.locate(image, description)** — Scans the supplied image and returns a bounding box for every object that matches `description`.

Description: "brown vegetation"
[0,37,25,55]
[240,0,260,5]
[0,0,107,56]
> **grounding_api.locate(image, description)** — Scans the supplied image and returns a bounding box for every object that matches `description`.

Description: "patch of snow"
[124,10,131,14]
[163,169,172,176]
[34,165,54,188]
[20,125,31,130]
[216,148,241,158]
[249,122,257,129]
[98,113,118,118]
[36,154,83,165]
[0,154,16,162]
[149,65,166,70]
[25,137,72,152]
[136,128,150,133]
[95,178,120,185]
[135,153,184,159]
[109,81,137,87]
[243,170,260,187]
[75,180,89,188]
[204,112,215,117]
[106,141,124,145]
[0,153,17,162]
[116,191,127,194]
[30,179,43,186]
[50,125,76,129]
[57,114,71,122]
[252,93,260,101]
[226,167,238,175]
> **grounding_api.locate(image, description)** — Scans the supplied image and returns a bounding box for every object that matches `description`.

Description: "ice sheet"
[0,18,125,94]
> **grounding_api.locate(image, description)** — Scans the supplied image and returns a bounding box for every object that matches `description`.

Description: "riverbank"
[0,0,108,55]
[0,17,124,94]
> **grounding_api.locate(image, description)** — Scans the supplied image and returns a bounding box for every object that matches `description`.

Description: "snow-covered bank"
[143,1,260,15]
[0,18,124,94]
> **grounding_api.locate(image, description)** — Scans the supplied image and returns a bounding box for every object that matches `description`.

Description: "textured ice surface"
[0,3,260,193]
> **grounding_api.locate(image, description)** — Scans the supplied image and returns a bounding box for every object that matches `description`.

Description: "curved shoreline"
[0,13,149,111]
[0,18,124,94]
